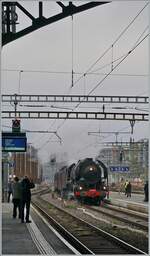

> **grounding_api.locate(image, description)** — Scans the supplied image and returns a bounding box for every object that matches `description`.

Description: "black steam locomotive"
[54,158,109,205]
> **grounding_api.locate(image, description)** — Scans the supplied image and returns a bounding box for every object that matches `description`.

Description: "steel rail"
[31,195,146,255]
[86,204,148,231]
[31,200,94,255]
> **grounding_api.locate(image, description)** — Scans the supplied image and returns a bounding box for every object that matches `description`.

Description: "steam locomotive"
[54,158,109,205]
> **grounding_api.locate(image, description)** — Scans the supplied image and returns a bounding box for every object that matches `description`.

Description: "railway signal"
[12,119,21,133]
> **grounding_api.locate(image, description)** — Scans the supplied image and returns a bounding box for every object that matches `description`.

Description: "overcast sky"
[2,1,149,163]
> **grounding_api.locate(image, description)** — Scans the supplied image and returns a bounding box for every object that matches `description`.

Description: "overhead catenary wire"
[49,31,149,150]
[74,33,149,109]
[2,4,148,83]
[92,25,149,73]
[34,30,149,150]
[74,124,134,157]
[38,15,75,145]
[132,25,149,48]
[68,2,149,88]
[10,103,148,111]
[2,2,148,77]
[83,73,86,95]
[11,3,148,151]
[2,3,147,87]
[18,70,23,94]
[15,3,149,147]
[3,24,149,79]
[111,44,114,71]
[74,108,148,157]
[2,68,148,77]
[71,14,74,87]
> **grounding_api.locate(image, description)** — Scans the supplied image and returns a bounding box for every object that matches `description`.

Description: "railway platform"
[2,203,39,255]
[2,202,77,255]
[2,192,148,255]
[108,191,148,214]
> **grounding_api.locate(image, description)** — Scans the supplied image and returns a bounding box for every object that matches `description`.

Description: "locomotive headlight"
[103,186,106,190]
[89,167,93,171]
[79,186,83,190]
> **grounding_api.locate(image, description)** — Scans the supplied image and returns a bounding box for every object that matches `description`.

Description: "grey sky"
[2,1,149,163]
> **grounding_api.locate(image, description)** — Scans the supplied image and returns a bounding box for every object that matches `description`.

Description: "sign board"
[109,166,129,172]
[2,132,27,152]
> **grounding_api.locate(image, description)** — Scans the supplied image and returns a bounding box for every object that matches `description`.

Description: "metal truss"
[2,94,148,104]
[25,130,57,133]
[2,1,109,45]
[88,131,131,142]
[88,131,131,135]
[97,142,147,147]
[2,110,148,121]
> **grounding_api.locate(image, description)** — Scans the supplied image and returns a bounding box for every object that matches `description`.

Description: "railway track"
[86,203,148,231]
[31,194,146,255]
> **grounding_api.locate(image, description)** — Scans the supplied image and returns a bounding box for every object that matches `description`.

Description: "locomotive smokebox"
[75,158,101,184]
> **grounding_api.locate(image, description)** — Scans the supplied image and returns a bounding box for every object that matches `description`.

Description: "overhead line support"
[97,141,147,147]
[2,111,148,121]
[2,2,110,45]
[2,94,148,104]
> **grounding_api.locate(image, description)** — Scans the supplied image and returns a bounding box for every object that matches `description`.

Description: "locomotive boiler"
[54,158,109,205]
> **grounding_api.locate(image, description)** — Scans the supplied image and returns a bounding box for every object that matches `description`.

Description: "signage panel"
[109,166,129,172]
[2,132,27,152]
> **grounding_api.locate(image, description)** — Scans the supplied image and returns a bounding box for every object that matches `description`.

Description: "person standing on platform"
[124,180,129,195]
[144,181,148,202]
[7,178,13,203]
[20,176,35,223]
[126,181,132,197]
[12,176,21,219]
[118,178,124,194]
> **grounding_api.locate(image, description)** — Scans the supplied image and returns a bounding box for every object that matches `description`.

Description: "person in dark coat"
[20,176,35,223]
[12,176,21,219]
[7,178,13,202]
[126,181,132,197]
[144,181,148,202]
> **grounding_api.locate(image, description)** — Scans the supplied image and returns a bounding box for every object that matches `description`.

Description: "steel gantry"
[95,141,148,147]
[2,94,148,121]
[2,1,110,45]
[2,94,148,104]
[88,131,131,142]
[2,110,148,121]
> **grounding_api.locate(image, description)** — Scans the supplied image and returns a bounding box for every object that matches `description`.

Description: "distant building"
[97,139,148,183]
[12,144,42,183]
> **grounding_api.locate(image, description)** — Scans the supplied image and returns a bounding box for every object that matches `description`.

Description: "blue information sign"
[109,166,129,172]
[2,133,27,152]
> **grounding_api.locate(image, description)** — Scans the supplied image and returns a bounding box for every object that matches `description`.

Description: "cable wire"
[2,68,148,77]
[35,32,149,150]
[20,3,149,151]
[71,15,74,87]
[75,33,149,109]
[69,2,149,88]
